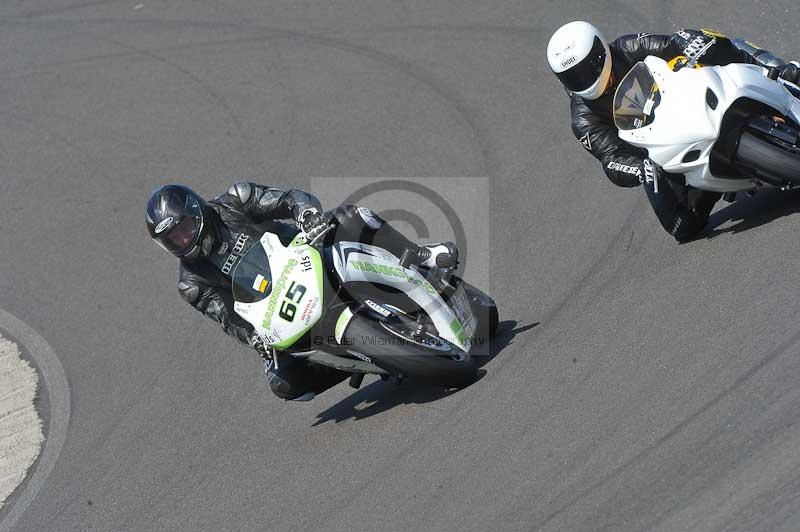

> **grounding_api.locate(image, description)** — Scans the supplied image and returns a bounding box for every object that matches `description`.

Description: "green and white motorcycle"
[231,224,498,389]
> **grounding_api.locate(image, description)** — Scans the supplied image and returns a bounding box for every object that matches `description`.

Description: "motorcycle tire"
[342,315,479,388]
[736,128,800,184]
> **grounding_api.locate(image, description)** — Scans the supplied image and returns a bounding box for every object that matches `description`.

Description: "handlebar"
[308,223,335,247]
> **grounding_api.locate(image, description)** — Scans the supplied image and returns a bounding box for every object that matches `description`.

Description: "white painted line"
[0,335,43,511]
[0,309,70,532]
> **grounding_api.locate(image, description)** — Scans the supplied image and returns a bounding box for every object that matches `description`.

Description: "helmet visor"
[555,36,607,93]
[156,216,202,256]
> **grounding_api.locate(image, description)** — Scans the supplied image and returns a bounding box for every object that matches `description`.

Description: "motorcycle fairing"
[618,56,800,192]
[331,241,476,352]
[233,232,323,349]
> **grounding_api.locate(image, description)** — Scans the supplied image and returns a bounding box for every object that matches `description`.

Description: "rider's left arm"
[612,33,676,62]
[677,30,798,82]
[614,29,786,68]
[668,29,776,67]
[729,38,799,82]
[221,181,323,225]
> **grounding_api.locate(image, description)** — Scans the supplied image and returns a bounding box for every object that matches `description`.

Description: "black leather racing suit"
[177,182,419,400]
[570,29,793,241]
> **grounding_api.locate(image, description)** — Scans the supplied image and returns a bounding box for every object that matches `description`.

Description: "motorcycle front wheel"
[342,314,478,388]
[736,126,800,184]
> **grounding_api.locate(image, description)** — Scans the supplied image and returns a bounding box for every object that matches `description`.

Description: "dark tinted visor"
[555,36,607,92]
[158,216,201,255]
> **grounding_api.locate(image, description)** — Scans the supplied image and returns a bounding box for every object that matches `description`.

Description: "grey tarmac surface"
[2,1,800,531]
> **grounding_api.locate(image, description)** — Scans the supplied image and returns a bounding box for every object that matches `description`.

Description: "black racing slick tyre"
[341,315,478,388]
[736,130,800,184]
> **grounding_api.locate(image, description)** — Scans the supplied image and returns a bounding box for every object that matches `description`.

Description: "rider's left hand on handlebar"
[298,208,328,241]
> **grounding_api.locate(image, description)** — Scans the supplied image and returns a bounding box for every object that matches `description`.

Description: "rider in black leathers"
[550,24,800,241]
[146,182,458,400]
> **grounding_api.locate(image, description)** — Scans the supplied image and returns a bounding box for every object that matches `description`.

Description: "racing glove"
[778,61,800,84]
[297,208,328,242]
[639,158,660,193]
[248,332,270,358]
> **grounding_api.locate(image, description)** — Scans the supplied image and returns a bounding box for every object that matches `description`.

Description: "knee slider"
[266,371,298,400]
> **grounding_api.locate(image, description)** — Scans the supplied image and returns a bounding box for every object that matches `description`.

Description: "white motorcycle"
[613,56,800,193]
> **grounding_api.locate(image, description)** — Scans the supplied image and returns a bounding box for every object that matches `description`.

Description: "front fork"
[260,345,279,371]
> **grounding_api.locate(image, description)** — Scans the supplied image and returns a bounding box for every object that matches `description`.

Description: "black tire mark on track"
[269,37,299,179]
[478,195,651,379]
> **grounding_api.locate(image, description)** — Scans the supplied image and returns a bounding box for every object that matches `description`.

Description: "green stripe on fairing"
[349,260,437,295]
[449,319,468,347]
[334,307,354,344]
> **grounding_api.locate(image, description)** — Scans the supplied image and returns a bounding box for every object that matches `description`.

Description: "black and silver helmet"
[145,184,213,259]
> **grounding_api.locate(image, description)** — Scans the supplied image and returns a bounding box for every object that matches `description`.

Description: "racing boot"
[416,242,459,270]
[264,356,348,401]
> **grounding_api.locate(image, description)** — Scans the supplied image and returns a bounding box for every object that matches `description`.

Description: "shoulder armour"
[228,182,252,204]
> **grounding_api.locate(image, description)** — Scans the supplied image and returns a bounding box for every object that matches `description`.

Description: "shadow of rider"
[311,320,539,426]
[700,189,800,239]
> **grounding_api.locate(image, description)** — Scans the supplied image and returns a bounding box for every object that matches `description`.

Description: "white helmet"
[547,21,612,100]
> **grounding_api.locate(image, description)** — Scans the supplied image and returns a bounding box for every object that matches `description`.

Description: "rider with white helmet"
[548,21,613,101]
[548,21,800,241]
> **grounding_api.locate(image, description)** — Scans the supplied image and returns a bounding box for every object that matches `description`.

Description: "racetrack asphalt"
[2,1,800,531]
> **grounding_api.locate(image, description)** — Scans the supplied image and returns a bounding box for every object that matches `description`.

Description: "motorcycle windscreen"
[231,243,273,304]
[613,62,662,131]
